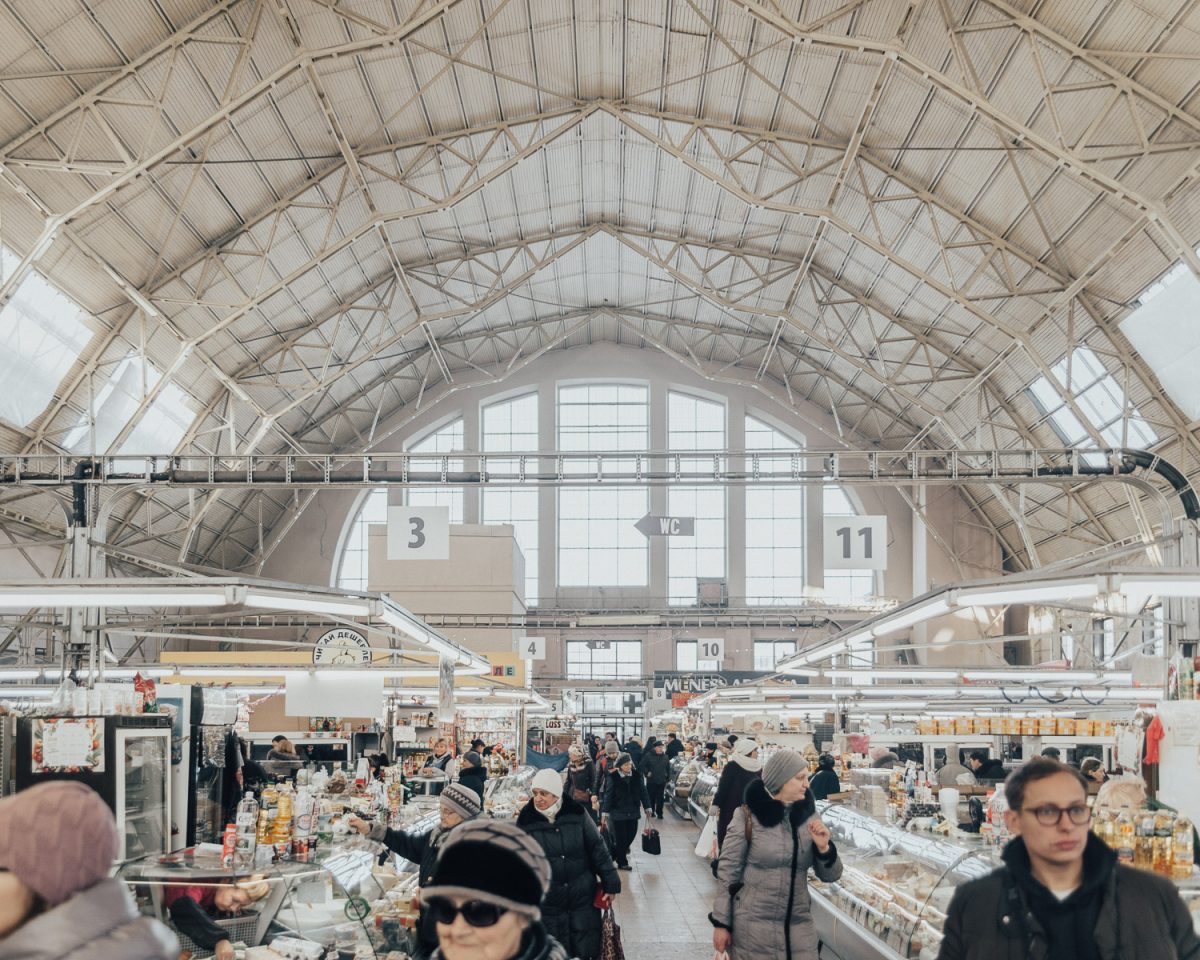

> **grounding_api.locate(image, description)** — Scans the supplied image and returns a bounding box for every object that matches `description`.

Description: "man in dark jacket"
[517,769,620,960]
[808,753,841,801]
[456,750,488,801]
[664,732,684,761]
[625,735,644,771]
[938,757,1200,960]
[639,739,670,819]
[348,782,482,959]
[969,749,1007,781]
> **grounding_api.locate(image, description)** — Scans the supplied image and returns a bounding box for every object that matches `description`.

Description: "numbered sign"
[387,505,450,560]
[521,636,546,661]
[824,515,887,570]
[698,638,724,663]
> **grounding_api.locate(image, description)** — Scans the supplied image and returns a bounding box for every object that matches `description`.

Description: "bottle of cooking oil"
[1154,812,1175,875]
[1135,811,1156,869]
[1093,810,1116,850]
[1116,811,1135,865]
[1173,816,1195,879]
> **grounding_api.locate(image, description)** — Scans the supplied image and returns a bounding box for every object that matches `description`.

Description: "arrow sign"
[635,514,695,537]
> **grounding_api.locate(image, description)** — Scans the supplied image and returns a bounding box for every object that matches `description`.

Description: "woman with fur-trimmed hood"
[710,750,842,960]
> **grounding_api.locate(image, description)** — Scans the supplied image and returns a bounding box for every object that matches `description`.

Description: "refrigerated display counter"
[688,766,718,825]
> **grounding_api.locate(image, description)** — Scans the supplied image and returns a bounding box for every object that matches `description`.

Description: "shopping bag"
[600,907,625,960]
[593,883,612,909]
[694,814,718,859]
[641,827,661,855]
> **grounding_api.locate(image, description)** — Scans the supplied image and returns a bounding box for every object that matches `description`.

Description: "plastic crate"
[173,910,260,958]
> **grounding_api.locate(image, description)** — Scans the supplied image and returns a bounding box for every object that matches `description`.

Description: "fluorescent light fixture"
[245,590,373,617]
[962,670,1098,683]
[824,669,959,681]
[857,685,961,698]
[0,668,47,680]
[0,686,57,697]
[775,665,820,677]
[958,581,1099,607]
[1101,672,1133,684]
[0,587,229,608]
[800,640,846,664]
[871,599,951,636]
[1118,577,1200,597]
[711,703,787,713]
[842,700,929,711]
[1081,687,1161,701]
[845,630,875,647]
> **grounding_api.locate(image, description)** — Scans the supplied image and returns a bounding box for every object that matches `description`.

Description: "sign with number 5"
[387,505,450,560]
[823,515,888,570]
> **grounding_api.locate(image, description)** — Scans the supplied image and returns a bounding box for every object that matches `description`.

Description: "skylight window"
[1027,346,1157,450]
[1122,265,1200,421]
[64,354,197,461]
[0,247,94,427]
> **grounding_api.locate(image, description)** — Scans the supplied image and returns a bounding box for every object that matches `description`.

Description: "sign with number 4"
[824,515,887,570]
[387,505,450,560]
[521,636,546,661]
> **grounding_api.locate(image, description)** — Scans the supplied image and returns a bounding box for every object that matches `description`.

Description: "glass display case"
[117,724,171,861]
[484,765,535,819]
[688,767,718,825]
[118,841,385,959]
[667,757,700,819]
[809,802,1001,960]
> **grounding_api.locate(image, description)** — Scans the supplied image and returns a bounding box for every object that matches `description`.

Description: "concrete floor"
[608,808,718,960]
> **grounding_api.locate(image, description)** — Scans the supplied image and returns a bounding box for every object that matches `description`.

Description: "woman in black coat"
[712,738,762,849]
[518,771,621,960]
[600,753,652,870]
[808,753,841,801]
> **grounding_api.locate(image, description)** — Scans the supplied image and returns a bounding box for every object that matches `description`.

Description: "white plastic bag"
[695,813,718,859]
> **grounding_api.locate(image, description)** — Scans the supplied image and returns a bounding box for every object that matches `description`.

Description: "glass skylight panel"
[0,249,94,427]
[745,415,805,605]
[557,384,648,587]
[482,393,539,604]
[337,488,388,591]
[1027,346,1158,450]
[667,392,726,605]
[407,419,465,522]
[1122,266,1200,421]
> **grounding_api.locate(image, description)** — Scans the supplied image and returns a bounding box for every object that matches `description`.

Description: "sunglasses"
[426,897,508,927]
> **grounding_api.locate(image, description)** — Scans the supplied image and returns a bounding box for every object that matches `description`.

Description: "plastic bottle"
[235,791,258,864]
[1116,811,1135,865]
[1154,812,1174,875]
[1173,816,1194,879]
[1135,811,1156,869]
[221,823,237,867]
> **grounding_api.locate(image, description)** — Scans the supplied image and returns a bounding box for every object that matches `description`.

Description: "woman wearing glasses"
[421,819,571,960]
[938,757,1200,959]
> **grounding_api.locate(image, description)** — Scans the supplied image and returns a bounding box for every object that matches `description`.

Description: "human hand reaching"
[809,816,831,854]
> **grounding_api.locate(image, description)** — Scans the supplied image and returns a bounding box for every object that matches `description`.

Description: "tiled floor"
[610,808,717,959]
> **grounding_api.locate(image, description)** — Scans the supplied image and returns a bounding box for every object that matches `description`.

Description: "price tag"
[698,638,724,663]
[521,636,546,661]
[823,515,887,570]
[387,505,450,560]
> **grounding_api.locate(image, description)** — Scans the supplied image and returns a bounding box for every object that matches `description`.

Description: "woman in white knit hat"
[516,768,620,960]
[713,738,763,850]
[710,749,841,960]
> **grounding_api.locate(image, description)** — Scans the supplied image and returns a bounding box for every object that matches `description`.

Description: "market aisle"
[610,810,716,960]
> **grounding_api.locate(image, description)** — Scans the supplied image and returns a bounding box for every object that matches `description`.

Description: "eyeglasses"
[1023,804,1092,826]
[426,897,508,927]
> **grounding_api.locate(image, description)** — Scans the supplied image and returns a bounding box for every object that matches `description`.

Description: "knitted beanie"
[604,741,619,757]
[733,738,759,757]
[422,819,551,919]
[762,749,809,796]
[615,752,632,769]
[531,768,564,798]
[462,750,482,767]
[0,782,118,906]
[440,781,483,820]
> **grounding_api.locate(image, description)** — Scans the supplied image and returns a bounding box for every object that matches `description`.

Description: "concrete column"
[462,400,481,525]
[538,380,557,603]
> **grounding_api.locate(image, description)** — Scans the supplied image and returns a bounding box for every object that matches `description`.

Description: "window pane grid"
[408,420,465,522]
[483,394,539,604]
[668,393,726,605]
[565,641,642,679]
[745,416,805,605]
[336,488,388,592]
[823,485,875,603]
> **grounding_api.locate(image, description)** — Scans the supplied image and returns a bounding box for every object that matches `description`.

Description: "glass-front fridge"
[15,714,172,861]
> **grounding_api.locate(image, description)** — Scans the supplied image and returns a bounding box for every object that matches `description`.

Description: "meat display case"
[809,802,1001,960]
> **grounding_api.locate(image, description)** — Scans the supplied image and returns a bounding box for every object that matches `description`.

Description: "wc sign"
[634,514,695,537]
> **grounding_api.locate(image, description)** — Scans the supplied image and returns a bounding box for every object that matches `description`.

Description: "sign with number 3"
[387,505,450,560]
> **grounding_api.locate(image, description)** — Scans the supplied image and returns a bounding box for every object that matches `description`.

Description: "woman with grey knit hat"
[349,781,483,959]
[422,819,573,960]
[710,750,841,960]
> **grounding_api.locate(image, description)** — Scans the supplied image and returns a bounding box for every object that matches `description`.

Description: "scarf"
[729,752,762,773]
[541,797,563,822]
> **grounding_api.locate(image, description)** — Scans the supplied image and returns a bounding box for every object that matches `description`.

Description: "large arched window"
[668,392,726,604]
[336,488,388,591]
[482,393,539,604]
[744,415,805,605]
[407,418,465,522]
[557,383,649,587]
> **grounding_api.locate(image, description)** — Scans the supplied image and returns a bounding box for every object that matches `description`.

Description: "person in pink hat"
[0,780,177,960]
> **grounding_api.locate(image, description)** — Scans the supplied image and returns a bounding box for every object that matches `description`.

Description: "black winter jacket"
[713,760,762,848]
[600,769,650,821]
[517,794,620,960]
[938,834,1200,960]
[639,750,670,786]
[457,764,488,802]
[665,739,684,760]
[566,760,597,802]
[808,768,840,801]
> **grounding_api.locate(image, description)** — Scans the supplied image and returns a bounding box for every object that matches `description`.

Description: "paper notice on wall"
[32,717,105,773]
[1172,708,1200,746]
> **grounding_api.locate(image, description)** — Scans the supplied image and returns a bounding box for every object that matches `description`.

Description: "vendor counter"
[667,756,717,824]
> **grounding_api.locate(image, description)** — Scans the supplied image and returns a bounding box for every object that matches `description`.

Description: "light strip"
[958,581,1099,607]
[871,598,951,636]
[245,590,373,617]
[1118,577,1200,598]
[962,670,1099,683]
[0,588,229,608]
[823,669,959,681]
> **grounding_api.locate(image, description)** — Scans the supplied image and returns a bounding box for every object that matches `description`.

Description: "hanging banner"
[652,670,802,696]
[438,657,455,723]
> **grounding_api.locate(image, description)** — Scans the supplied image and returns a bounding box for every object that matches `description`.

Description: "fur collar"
[518,792,584,826]
[743,777,816,828]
